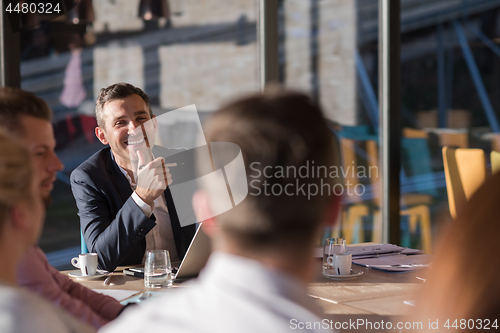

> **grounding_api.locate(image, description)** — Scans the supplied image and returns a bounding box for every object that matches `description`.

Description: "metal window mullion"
[437,23,447,128]
[379,0,401,245]
[258,0,279,90]
[0,0,20,87]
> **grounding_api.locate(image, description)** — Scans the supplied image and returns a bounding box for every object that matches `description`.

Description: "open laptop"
[124,223,211,282]
[173,223,211,282]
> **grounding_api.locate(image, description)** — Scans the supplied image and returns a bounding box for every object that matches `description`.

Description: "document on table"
[314,243,422,258]
[120,291,165,306]
[92,289,140,301]
[347,244,422,258]
[353,253,432,272]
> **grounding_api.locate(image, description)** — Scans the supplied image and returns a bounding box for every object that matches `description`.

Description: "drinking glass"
[323,238,347,275]
[144,250,172,288]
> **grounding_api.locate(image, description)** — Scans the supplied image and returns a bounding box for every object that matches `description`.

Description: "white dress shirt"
[101,252,332,333]
[116,159,179,262]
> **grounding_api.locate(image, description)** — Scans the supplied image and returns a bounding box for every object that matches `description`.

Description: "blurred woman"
[411,171,500,331]
[0,130,94,333]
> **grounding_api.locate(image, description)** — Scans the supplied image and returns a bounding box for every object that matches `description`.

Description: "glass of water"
[323,238,347,276]
[144,250,172,288]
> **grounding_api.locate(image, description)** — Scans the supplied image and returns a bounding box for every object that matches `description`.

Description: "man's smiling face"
[95,94,156,169]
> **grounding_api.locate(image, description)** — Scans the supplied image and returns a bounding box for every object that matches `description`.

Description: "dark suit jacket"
[70,147,196,271]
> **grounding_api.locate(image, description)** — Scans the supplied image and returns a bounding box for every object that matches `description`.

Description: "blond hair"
[0,129,33,230]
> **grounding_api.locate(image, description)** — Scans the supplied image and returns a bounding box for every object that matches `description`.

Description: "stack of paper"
[92,289,140,302]
[348,244,431,272]
[353,253,432,272]
[348,244,422,258]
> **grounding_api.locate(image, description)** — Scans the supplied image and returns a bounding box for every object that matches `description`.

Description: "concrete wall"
[284,0,357,125]
[283,0,312,92]
[93,0,257,32]
[170,0,257,26]
[92,0,356,123]
[159,42,258,110]
[93,45,144,98]
[318,0,356,125]
[93,0,143,33]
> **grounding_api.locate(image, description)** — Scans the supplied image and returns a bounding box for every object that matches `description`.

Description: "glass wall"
[279,0,383,246]
[19,0,495,264]
[278,0,500,252]
[399,0,500,253]
[20,0,259,267]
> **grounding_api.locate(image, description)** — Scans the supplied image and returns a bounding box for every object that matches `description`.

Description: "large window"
[399,0,500,253]
[20,0,259,268]
[17,0,500,268]
[279,0,500,253]
[279,0,383,247]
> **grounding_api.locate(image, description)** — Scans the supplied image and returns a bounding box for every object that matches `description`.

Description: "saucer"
[323,270,364,280]
[68,270,111,280]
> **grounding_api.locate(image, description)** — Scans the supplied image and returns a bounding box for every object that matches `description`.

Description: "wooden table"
[62,266,182,296]
[64,259,428,332]
[310,261,425,316]
[63,261,426,317]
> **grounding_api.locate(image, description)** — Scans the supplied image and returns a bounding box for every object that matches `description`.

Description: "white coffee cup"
[323,238,347,276]
[71,253,98,276]
[334,253,352,275]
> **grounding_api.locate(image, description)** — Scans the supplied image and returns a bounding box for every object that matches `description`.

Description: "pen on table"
[103,273,114,286]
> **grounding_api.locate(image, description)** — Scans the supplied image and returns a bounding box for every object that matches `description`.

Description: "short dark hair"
[95,82,152,129]
[200,88,339,250]
[0,87,52,136]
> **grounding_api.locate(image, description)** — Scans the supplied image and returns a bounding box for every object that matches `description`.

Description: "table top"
[63,260,427,318]
[310,261,426,316]
[62,266,175,294]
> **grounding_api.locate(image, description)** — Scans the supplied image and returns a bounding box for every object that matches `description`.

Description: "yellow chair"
[438,132,468,148]
[491,151,500,175]
[491,133,500,153]
[339,138,370,244]
[403,127,429,139]
[442,147,486,219]
[341,138,433,253]
[367,140,432,253]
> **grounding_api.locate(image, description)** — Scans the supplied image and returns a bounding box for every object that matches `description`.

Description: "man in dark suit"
[70,83,195,271]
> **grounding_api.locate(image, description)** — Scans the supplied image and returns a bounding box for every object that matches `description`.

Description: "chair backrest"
[402,137,438,197]
[491,150,500,175]
[365,139,381,206]
[340,125,372,140]
[491,133,500,153]
[366,137,437,200]
[340,138,363,203]
[403,127,429,139]
[442,147,486,219]
[439,132,468,148]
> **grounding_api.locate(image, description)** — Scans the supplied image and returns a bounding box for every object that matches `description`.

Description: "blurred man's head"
[94,83,156,169]
[0,129,45,261]
[0,87,63,207]
[194,89,340,275]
